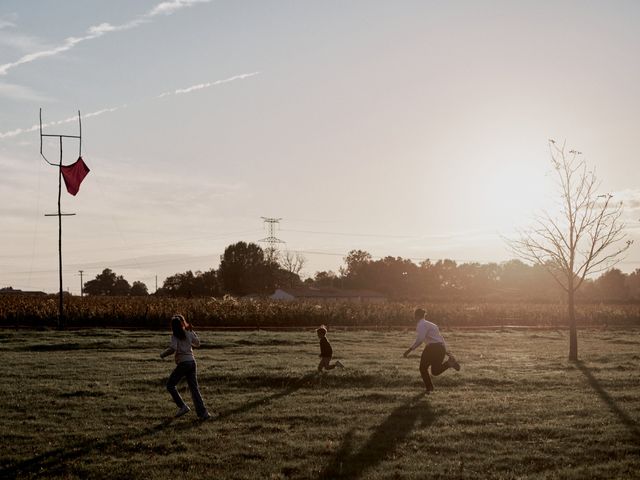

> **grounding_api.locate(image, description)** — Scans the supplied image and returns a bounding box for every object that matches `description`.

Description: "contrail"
[0,105,129,139]
[157,72,260,97]
[0,0,212,76]
[0,72,260,139]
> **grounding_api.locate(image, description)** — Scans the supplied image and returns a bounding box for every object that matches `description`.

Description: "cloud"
[0,14,50,54]
[0,71,259,139]
[615,189,640,212]
[0,0,212,76]
[87,23,121,35]
[0,82,53,102]
[147,0,212,17]
[0,104,128,139]
[0,31,49,53]
[83,105,129,119]
[0,13,17,30]
[157,72,260,98]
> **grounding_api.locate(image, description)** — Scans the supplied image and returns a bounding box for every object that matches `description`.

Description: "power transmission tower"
[259,217,285,261]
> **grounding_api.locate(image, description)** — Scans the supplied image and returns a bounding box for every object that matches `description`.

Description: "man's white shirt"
[411,318,446,350]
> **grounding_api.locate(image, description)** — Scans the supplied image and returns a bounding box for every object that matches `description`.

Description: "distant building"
[0,287,47,297]
[270,287,386,303]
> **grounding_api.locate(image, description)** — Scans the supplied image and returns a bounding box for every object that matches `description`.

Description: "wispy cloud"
[0,104,128,139]
[147,0,211,17]
[615,189,640,212]
[0,31,49,53]
[157,72,260,98]
[0,0,212,76]
[0,82,53,102]
[0,71,259,139]
[0,13,17,30]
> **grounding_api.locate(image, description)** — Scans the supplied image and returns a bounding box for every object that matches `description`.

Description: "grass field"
[1,328,639,479]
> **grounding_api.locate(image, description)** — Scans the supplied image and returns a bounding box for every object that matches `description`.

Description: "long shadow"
[4,373,319,478]
[217,372,317,419]
[318,393,434,479]
[575,360,640,441]
[1,417,200,479]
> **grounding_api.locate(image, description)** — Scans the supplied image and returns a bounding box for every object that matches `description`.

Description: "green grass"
[1,328,639,479]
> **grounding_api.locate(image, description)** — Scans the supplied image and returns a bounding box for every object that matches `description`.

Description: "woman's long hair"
[171,314,187,340]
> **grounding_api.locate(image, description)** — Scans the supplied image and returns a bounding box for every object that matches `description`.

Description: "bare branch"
[506,142,631,298]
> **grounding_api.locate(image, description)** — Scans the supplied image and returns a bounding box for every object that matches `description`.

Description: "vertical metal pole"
[79,270,84,297]
[78,110,82,157]
[58,136,64,329]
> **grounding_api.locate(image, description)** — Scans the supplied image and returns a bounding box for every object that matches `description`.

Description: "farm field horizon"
[1,327,638,479]
[2,296,640,330]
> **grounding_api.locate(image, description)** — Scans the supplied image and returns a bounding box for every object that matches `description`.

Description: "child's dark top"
[320,336,333,357]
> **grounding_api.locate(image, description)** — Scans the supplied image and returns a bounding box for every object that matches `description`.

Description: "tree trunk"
[568,288,578,361]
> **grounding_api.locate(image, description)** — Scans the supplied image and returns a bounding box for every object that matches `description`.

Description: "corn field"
[1,295,639,329]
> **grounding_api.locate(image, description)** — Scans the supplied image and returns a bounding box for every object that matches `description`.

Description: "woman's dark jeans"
[166,360,207,416]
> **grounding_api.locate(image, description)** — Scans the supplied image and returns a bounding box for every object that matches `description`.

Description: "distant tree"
[274,269,302,289]
[455,262,500,299]
[507,141,632,360]
[432,259,459,294]
[218,242,278,296]
[84,268,132,296]
[340,250,373,289]
[497,259,531,297]
[497,260,562,302]
[594,268,629,303]
[162,269,219,297]
[365,256,421,299]
[626,269,640,301]
[275,251,306,288]
[130,281,149,296]
[198,269,220,296]
[280,251,306,279]
[311,270,339,288]
[417,260,440,299]
[113,277,132,296]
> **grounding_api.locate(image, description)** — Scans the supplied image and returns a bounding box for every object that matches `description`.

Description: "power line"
[280,227,497,241]
[282,228,421,239]
[0,229,263,260]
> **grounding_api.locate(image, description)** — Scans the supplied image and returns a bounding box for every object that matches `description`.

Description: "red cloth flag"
[60,157,90,196]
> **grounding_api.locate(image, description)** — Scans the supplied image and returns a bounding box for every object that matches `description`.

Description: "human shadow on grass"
[318,393,434,479]
[217,372,318,419]
[1,416,202,479]
[575,360,640,442]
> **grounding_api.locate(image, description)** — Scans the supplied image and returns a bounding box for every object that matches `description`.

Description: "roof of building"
[0,287,47,296]
[274,287,385,298]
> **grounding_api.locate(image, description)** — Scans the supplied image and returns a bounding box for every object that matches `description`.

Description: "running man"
[403,308,460,394]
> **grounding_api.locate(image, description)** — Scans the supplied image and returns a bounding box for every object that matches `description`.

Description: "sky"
[1,0,639,294]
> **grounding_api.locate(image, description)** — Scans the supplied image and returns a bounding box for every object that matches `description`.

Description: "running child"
[160,314,211,420]
[316,325,344,372]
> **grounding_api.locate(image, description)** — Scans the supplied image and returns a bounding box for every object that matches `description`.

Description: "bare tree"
[507,140,633,360]
[280,250,307,278]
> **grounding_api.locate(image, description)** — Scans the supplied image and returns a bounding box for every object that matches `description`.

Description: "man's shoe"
[336,360,344,369]
[199,411,212,421]
[175,405,191,417]
[448,355,461,371]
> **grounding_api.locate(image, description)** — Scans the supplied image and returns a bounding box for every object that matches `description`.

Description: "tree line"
[83,241,640,303]
[83,241,302,298]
